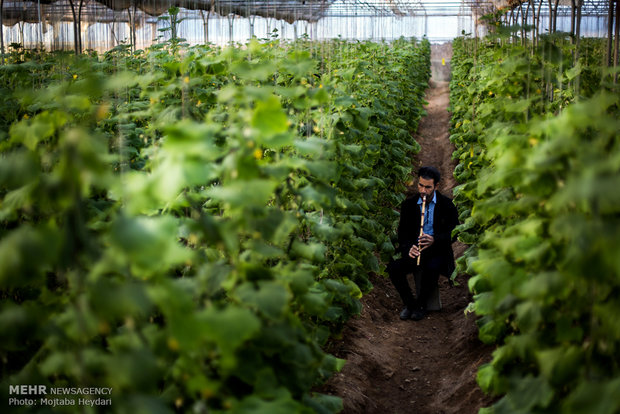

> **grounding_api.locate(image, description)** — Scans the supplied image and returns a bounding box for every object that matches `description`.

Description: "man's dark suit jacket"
[396,190,459,277]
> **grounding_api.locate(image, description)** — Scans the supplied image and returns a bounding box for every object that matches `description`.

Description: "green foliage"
[0,37,430,412]
[450,35,620,413]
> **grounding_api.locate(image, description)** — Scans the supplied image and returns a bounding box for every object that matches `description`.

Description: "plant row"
[450,34,620,413]
[0,38,430,413]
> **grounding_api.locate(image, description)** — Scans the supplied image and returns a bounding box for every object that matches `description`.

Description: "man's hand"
[409,234,434,258]
[418,233,434,250]
[408,244,420,258]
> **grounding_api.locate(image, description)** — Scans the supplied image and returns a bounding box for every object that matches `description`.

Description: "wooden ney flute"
[417,194,426,266]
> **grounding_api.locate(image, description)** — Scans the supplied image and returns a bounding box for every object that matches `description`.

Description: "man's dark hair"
[418,166,441,185]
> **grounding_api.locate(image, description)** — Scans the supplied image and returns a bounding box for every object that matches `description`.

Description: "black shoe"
[411,309,427,321]
[399,307,413,320]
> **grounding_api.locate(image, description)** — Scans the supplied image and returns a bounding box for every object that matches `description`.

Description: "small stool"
[408,272,442,311]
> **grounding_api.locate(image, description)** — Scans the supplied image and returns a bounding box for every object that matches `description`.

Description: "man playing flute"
[387,166,459,321]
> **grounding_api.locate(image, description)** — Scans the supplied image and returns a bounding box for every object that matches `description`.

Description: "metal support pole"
[0,0,5,63]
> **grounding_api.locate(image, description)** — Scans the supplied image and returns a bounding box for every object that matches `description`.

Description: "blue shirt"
[418,192,436,236]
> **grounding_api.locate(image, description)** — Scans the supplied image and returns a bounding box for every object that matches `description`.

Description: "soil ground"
[320,43,495,414]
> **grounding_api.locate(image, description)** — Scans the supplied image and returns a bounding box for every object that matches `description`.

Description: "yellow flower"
[201,387,215,399]
[167,337,180,351]
[188,233,199,245]
[253,149,263,159]
[98,321,110,334]
[96,103,110,120]
[23,114,30,120]
[183,76,189,84]
[72,74,78,80]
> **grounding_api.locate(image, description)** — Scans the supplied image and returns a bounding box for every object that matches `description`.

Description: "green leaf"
[232,60,277,82]
[281,54,316,79]
[232,390,300,414]
[200,306,261,369]
[300,288,329,316]
[0,225,59,287]
[252,96,289,137]
[562,378,620,414]
[305,160,338,181]
[234,281,291,319]
[294,137,327,156]
[105,71,139,91]
[162,120,222,159]
[109,215,192,276]
[536,346,582,386]
[514,301,542,333]
[88,278,152,321]
[303,393,343,414]
[291,240,327,263]
[207,179,277,209]
[282,268,315,295]
[342,278,363,299]
[477,363,499,393]
[565,63,581,81]
[9,110,68,150]
[506,375,554,411]
[0,303,43,351]
[0,150,39,189]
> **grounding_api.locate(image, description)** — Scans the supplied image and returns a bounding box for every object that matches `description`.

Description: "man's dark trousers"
[387,244,442,311]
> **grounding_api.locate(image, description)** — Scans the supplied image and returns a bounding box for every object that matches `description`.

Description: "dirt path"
[321,44,494,414]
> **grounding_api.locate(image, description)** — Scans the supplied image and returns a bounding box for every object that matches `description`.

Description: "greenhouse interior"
[1,0,619,414]
[0,0,617,52]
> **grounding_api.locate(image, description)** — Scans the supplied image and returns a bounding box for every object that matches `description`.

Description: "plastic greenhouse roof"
[0,0,613,27]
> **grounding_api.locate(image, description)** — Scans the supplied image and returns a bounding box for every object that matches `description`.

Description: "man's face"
[418,177,437,199]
